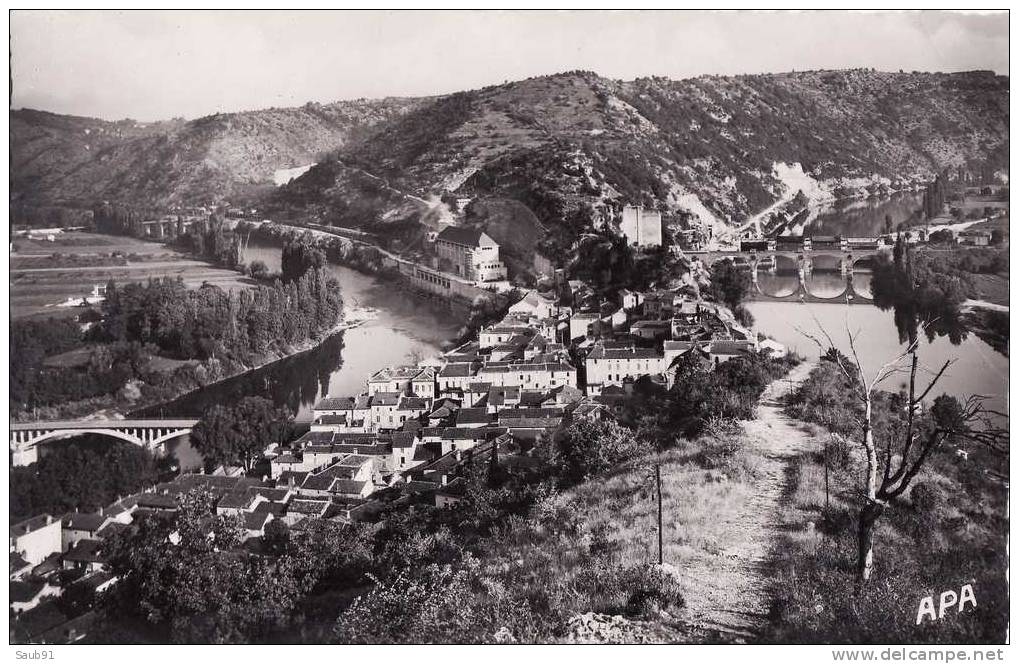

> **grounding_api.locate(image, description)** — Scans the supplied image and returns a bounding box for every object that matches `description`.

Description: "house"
[569,313,601,341]
[585,343,666,393]
[369,391,403,430]
[411,367,437,398]
[631,319,672,341]
[10,515,62,565]
[434,477,469,508]
[10,553,32,581]
[958,229,992,246]
[707,340,759,366]
[455,407,492,429]
[10,580,61,613]
[508,290,559,319]
[62,539,106,573]
[476,360,578,391]
[620,205,663,248]
[437,363,478,392]
[434,226,507,282]
[759,338,788,357]
[242,511,274,539]
[366,366,426,396]
[61,513,111,552]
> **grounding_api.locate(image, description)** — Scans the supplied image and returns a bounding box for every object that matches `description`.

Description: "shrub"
[619,563,685,618]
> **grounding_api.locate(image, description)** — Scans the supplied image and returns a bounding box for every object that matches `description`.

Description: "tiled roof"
[63,539,105,563]
[315,396,356,410]
[10,552,31,575]
[10,580,46,603]
[243,512,271,531]
[288,499,330,515]
[315,414,348,425]
[136,494,179,509]
[63,513,107,532]
[391,432,417,448]
[331,479,370,496]
[398,396,432,411]
[455,408,491,425]
[371,392,402,406]
[10,514,55,539]
[588,345,662,360]
[439,363,476,378]
[369,365,423,382]
[436,225,486,247]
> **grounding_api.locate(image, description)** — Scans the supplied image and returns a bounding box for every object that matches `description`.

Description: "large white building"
[620,205,664,248]
[585,343,667,393]
[434,226,508,283]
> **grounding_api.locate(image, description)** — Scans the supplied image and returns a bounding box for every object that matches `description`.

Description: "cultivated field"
[10,232,256,319]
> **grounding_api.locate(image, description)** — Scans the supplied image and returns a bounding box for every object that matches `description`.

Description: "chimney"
[46,515,52,525]
[441,474,448,486]
[99,507,104,516]
[455,450,462,462]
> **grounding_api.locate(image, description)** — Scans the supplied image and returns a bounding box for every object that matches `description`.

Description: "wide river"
[746,301,1008,418]
[144,239,1006,468]
[136,240,461,467]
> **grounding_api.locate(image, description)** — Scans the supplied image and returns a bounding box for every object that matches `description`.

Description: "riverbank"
[238,220,495,313]
[13,310,370,424]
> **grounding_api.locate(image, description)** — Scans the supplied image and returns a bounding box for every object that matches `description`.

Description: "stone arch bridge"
[688,247,888,303]
[10,418,198,466]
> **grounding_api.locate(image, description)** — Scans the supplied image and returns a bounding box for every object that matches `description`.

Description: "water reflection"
[792,191,924,237]
[133,239,461,423]
[746,302,1008,416]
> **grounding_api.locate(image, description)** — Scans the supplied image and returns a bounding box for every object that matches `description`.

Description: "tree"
[541,419,651,483]
[708,259,752,312]
[191,397,293,472]
[247,260,270,280]
[100,488,313,643]
[804,239,1006,581]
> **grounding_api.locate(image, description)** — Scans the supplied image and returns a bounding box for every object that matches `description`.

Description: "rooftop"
[436,225,489,247]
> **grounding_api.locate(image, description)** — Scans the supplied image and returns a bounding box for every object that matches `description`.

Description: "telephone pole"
[655,463,663,565]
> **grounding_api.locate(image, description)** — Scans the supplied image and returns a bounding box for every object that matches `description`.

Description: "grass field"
[10,232,257,320]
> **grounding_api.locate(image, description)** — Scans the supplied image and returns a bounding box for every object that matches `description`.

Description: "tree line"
[96,263,341,364]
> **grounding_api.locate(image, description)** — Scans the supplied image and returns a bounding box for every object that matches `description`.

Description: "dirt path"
[673,360,819,642]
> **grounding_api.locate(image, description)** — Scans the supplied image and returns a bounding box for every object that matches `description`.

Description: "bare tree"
[802,321,1006,581]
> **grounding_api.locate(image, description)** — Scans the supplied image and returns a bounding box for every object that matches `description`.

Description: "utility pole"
[656,463,663,565]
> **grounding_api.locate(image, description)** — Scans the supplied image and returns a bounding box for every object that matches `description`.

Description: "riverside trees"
[801,236,1006,582]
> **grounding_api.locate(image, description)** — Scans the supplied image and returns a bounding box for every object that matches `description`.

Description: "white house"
[10,515,62,565]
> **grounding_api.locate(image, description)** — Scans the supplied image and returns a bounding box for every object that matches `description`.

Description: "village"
[8,200,792,640]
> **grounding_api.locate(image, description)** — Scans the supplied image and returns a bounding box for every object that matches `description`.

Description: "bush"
[541,420,653,484]
[620,563,685,618]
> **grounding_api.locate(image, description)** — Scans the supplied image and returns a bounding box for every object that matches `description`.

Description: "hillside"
[10,99,419,225]
[268,69,1008,252]
[12,69,1008,250]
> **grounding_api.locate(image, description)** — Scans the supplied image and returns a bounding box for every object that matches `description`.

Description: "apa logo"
[915,584,977,625]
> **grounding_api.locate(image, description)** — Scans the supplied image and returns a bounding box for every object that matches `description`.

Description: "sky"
[10,10,1010,122]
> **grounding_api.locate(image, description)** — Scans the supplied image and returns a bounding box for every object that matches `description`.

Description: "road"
[675,360,819,641]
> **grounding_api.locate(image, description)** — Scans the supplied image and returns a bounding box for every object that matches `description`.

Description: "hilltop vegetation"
[13,70,1008,256]
[267,69,1008,253]
[11,99,418,225]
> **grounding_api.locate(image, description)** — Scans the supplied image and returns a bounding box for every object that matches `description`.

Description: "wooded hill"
[12,69,1008,249]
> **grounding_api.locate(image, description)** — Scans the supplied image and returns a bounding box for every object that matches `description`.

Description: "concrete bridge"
[10,418,199,466]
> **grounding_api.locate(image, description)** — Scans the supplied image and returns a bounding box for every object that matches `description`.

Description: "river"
[789,191,925,237]
[136,239,462,468]
[746,301,1009,418]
